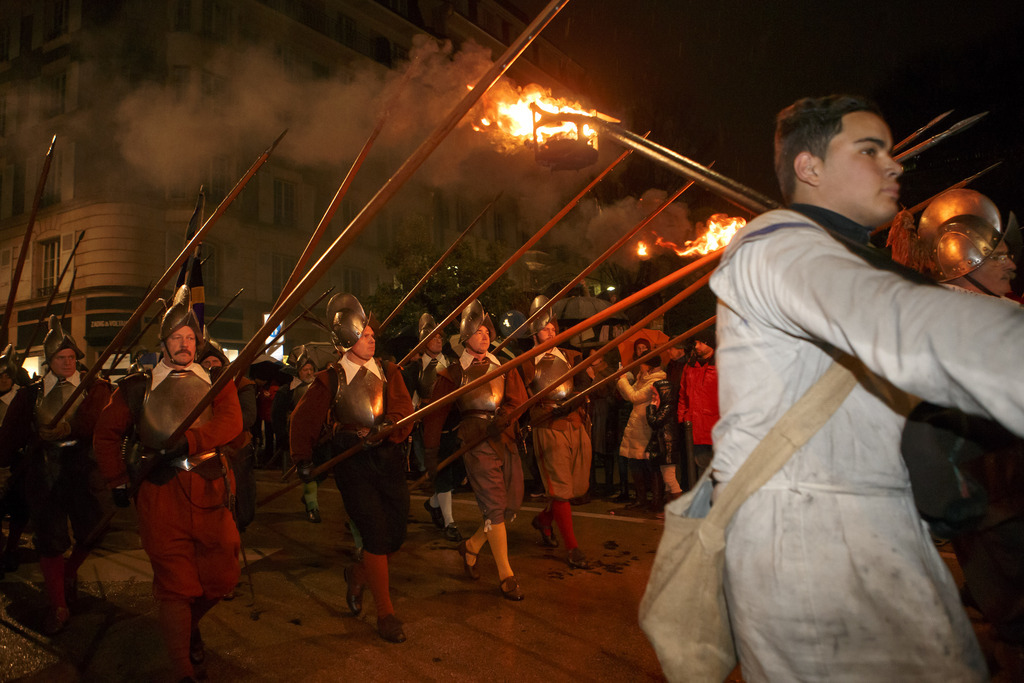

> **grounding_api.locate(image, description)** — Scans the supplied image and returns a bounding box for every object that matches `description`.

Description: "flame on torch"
[471,83,598,151]
[637,241,649,258]
[656,214,746,257]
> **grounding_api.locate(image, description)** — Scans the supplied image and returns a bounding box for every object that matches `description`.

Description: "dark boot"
[627,467,648,509]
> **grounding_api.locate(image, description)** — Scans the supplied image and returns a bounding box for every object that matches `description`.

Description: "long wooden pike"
[44,130,287,428]
[892,110,953,153]
[58,268,76,326]
[107,298,166,377]
[398,145,634,367]
[157,0,574,451]
[894,112,987,163]
[870,161,1003,237]
[17,230,85,364]
[377,193,500,336]
[2,136,57,346]
[270,119,386,314]
[257,248,722,506]
[421,315,717,485]
[205,288,245,331]
[494,178,697,353]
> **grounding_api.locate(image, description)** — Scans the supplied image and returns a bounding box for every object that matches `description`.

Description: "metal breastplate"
[456,361,505,413]
[36,379,83,427]
[530,354,573,401]
[291,381,311,408]
[332,363,385,428]
[417,358,442,400]
[138,371,214,450]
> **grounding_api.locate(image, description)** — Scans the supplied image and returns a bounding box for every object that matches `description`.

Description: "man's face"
[634,342,650,360]
[50,348,78,379]
[971,241,1016,296]
[694,341,713,360]
[0,372,13,393]
[805,111,902,228]
[200,356,222,371]
[298,362,316,383]
[466,325,491,355]
[163,327,197,368]
[534,322,556,345]
[425,333,444,356]
[349,326,375,361]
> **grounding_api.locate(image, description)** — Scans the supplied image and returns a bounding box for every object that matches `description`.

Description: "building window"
[271,252,293,297]
[47,72,67,117]
[202,0,229,41]
[174,0,192,31]
[201,70,224,100]
[39,237,60,296]
[47,0,69,41]
[337,13,356,47]
[342,266,365,297]
[273,179,295,227]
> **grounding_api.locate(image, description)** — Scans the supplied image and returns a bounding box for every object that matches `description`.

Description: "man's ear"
[793,151,822,188]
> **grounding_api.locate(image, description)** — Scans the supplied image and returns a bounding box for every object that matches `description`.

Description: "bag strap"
[705,359,858,527]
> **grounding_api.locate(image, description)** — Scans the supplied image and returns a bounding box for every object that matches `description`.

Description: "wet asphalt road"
[0,471,667,682]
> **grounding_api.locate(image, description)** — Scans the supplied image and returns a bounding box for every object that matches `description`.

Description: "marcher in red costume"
[94,286,242,681]
[422,300,529,601]
[518,296,593,569]
[0,317,112,634]
[289,293,414,643]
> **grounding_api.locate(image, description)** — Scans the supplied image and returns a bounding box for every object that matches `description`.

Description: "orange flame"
[637,241,648,258]
[655,214,746,257]
[471,83,597,150]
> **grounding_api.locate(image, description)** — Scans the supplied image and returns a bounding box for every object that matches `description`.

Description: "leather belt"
[169,449,220,471]
[461,410,496,419]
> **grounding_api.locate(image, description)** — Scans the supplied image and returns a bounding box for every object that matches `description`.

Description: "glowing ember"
[656,214,746,257]
[637,241,649,258]
[471,83,598,151]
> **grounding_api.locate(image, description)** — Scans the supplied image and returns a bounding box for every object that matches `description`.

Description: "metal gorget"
[456,360,504,413]
[138,371,213,450]
[332,362,385,428]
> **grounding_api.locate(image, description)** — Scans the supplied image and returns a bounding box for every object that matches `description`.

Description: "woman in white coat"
[616,340,666,510]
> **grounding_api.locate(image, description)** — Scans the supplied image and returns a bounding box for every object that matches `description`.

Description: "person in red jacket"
[94,286,242,681]
[677,338,719,488]
[0,317,112,634]
[289,293,414,643]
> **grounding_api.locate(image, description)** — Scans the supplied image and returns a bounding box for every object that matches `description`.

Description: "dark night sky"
[516,1,1024,221]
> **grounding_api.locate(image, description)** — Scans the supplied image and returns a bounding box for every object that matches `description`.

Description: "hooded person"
[421,299,530,601]
[403,313,464,542]
[93,285,243,680]
[288,293,415,643]
[0,316,112,634]
[517,296,594,568]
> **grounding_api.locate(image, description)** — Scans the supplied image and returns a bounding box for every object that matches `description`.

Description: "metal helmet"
[289,344,318,373]
[327,293,366,348]
[527,295,556,336]
[459,299,496,344]
[918,189,1004,281]
[43,315,84,363]
[161,285,203,342]
[197,329,229,367]
[418,313,438,343]
[0,343,28,386]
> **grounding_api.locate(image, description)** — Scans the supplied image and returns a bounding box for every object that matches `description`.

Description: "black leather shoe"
[499,576,524,601]
[344,565,363,615]
[189,627,207,679]
[567,547,591,570]
[443,524,463,543]
[377,613,406,643]
[456,540,479,581]
[42,606,70,636]
[531,516,558,548]
[306,507,321,524]
[423,499,444,529]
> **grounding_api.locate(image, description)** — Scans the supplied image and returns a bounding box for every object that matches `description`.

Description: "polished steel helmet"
[43,315,84,363]
[288,344,317,372]
[917,189,1004,281]
[459,299,496,344]
[527,295,556,336]
[160,285,203,342]
[198,330,229,367]
[1,343,20,382]
[418,313,438,343]
[327,293,366,348]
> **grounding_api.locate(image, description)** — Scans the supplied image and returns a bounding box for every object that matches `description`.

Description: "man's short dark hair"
[774,95,882,203]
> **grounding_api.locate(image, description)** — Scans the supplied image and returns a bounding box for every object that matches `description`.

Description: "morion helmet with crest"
[459,299,496,344]
[43,315,84,363]
[527,295,557,336]
[160,285,203,343]
[327,293,377,349]
[1,343,30,386]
